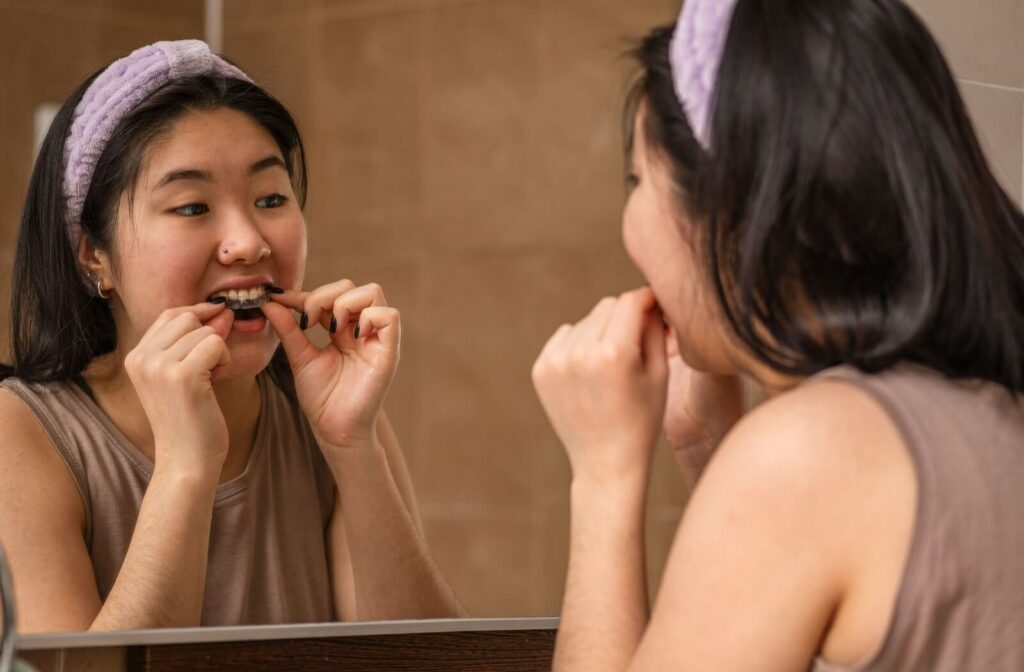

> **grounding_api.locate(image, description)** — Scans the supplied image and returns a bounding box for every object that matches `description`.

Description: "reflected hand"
[663,328,745,481]
[261,280,399,453]
[124,302,234,474]
[532,288,668,487]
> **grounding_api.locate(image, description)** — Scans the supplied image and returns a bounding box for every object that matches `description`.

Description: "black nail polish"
[330,316,337,334]
[299,312,308,330]
[353,324,361,339]
[208,296,227,304]
[267,285,285,294]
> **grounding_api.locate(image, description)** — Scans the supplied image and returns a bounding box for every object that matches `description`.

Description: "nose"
[217,208,270,265]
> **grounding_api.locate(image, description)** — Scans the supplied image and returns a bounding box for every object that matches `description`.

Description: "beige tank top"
[811,364,1024,671]
[1,372,337,626]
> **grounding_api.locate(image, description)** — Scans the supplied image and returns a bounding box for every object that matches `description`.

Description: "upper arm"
[630,380,914,672]
[0,390,102,632]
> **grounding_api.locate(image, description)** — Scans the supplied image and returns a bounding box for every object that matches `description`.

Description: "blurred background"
[0,0,1021,618]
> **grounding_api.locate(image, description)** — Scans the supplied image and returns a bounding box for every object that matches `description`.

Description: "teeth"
[210,285,270,309]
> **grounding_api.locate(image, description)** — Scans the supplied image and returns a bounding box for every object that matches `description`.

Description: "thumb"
[205,306,235,340]
[261,301,318,371]
[642,308,668,382]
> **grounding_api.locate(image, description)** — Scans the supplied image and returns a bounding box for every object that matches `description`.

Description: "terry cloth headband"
[669,0,741,151]
[63,39,254,252]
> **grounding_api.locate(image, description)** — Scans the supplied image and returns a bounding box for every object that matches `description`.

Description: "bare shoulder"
[0,386,84,526]
[712,376,911,487]
[698,375,916,581]
[635,376,916,669]
[0,385,102,632]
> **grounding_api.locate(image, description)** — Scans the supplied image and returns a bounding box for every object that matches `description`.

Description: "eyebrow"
[153,155,288,190]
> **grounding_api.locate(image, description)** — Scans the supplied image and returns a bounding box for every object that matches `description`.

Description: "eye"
[256,194,288,209]
[625,173,640,192]
[172,203,209,217]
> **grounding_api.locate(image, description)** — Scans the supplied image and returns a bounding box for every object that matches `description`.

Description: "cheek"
[621,195,651,273]
[268,216,307,285]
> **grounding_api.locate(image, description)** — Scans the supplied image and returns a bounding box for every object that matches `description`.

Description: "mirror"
[0,0,688,640]
[4,0,1015,653]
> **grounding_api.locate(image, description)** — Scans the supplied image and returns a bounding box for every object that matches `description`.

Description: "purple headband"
[63,39,254,251]
[669,0,741,151]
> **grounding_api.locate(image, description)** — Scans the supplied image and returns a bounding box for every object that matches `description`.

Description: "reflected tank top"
[1,372,337,625]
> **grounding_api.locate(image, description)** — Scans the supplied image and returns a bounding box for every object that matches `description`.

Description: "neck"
[83,352,262,484]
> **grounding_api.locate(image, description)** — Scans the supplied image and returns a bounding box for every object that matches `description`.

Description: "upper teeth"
[211,286,268,302]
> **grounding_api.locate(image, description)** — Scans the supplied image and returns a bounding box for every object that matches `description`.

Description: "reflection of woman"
[0,40,462,632]
[534,1,1024,670]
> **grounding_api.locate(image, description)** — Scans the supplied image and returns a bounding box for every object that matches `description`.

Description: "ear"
[76,234,111,286]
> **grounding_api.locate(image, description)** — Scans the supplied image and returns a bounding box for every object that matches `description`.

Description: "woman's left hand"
[532,288,669,487]
[261,280,400,452]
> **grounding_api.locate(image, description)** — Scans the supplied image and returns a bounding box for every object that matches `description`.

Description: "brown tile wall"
[224,0,682,617]
[221,0,1024,618]
[0,0,205,354]
[1,0,1020,621]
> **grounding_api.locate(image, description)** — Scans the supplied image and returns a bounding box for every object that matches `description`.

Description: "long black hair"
[1,69,307,398]
[627,0,1024,393]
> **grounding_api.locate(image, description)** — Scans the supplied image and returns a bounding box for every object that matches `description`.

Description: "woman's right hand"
[124,302,234,475]
[663,329,746,483]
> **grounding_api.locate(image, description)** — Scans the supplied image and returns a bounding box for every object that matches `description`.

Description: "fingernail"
[208,296,227,304]
[267,285,285,294]
[330,316,337,334]
[353,324,361,339]
[299,312,308,330]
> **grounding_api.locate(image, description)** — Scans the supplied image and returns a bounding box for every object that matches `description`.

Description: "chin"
[217,332,279,379]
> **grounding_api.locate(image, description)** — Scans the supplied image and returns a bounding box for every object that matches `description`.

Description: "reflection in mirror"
[0,36,462,633]
[0,0,689,637]
[18,648,126,672]
[1,542,15,671]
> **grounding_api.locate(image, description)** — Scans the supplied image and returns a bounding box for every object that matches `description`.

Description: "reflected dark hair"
[626,0,1024,393]
[1,70,307,399]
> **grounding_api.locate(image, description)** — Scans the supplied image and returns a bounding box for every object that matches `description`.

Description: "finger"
[205,306,235,340]
[641,308,668,381]
[143,308,220,352]
[260,300,319,371]
[299,279,360,328]
[182,332,231,375]
[665,324,681,359]
[350,306,400,353]
[165,325,218,362]
[310,282,384,332]
[603,288,658,348]
[139,303,227,349]
[567,297,618,346]
[537,323,573,362]
[268,288,309,312]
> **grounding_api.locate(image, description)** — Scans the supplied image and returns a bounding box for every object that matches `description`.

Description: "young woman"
[0,40,463,632]
[533,1,1024,670]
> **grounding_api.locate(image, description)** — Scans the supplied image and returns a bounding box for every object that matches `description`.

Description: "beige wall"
[906,0,1024,205]
[223,0,684,617]
[0,0,205,345]
[0,0,1021,619]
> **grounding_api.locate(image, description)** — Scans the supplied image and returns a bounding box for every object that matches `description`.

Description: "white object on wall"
[33,103,60,162]
[205,0,224,53]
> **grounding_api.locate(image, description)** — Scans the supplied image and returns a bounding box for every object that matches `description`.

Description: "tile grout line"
[959,78,1024,95]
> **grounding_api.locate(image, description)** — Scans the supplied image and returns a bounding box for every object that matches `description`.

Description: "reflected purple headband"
[63,39,253,251]
[669,0,741,151]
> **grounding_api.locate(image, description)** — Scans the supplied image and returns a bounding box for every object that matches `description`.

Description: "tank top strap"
[808,363,1024,671]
